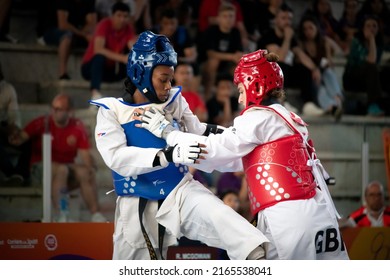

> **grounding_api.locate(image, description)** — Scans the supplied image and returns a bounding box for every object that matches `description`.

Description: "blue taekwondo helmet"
[127,31,177,104]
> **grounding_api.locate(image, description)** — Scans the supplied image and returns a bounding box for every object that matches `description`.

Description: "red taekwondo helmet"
[234,49,284,108]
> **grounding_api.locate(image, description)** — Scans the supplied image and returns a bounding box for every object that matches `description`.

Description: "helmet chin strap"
[143,88,164,104]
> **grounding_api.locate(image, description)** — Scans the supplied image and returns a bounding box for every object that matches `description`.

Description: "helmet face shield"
[127,31,177,103]
[234,50,283,108]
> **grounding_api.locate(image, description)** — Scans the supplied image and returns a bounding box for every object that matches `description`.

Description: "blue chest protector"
[112,121,188,200]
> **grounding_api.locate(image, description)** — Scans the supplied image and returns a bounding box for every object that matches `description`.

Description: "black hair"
[279,3,294,14]
[215,73,233,86]
[219,189,239,201]
[160,9,178,20]
[112,1,130,14]
[356,14,384,47]
[123,77,137,102]
[298,14,322,42]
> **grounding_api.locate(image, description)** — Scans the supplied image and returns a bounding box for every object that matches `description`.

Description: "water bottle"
[59,188,69,222]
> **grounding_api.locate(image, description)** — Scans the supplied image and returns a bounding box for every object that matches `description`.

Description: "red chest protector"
[242,106,317,215]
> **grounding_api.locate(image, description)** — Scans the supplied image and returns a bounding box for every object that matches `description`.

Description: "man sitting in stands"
[347,181,390,227]
[9,93,107,222]
[81,2,136,100]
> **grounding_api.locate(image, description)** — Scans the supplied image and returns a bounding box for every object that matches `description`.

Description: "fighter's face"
[237,83,247,107]
[152,65,174,102]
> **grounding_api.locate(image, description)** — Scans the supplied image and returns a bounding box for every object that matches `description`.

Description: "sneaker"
[37,36,46,46]
[0,34,18,44]
[59,73,71,80]
[302,102,325,116]
[56,213,69,223]
[367,103,384,117]
[91,212,107,222]
[54,214,76,223]
[0,174,24,187]
[331,105,343,122]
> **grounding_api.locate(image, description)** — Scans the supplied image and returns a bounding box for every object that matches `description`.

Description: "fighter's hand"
[162,143,207,165]
[134,107,174,139]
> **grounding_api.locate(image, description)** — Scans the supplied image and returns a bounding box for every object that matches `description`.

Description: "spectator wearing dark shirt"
[200,3,243,100]
[304,0,343,52]
[337,0,360,54]
[198,0,249,49]
[342,15,386,116]
[356,0,390,50]
[206,74,239,127]
[153,9,199,91]
[40,0,97,80]
[258,5,324,115]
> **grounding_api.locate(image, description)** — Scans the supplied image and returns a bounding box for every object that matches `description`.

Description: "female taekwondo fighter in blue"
[90,31,268,260]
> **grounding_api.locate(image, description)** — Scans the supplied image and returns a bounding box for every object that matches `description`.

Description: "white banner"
[0,260,386,280]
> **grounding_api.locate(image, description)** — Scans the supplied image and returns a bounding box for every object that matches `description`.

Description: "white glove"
[139,107,175,139]
[158,143,202,166]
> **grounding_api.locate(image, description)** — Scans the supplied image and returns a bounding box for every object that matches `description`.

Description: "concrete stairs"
[302,115,390,217]
[0,43,125,108]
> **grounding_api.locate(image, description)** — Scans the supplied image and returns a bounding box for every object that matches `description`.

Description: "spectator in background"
[241,0,286,44]
[81,1,136,100]
[198,0,249,50]
[39,0,97,80]
[95,0,151,33]
[200,3,243,100]
[217,170,251,220]
[216,171,243,197]
[220,189,240,212]
[357,0,390,50]
[258,5,324,116]
[36,0,57,45]
[153,9,199,91]
[337,0,360,54]
[173,62,210,189]
[304,0,343,53]
[0,0,17,43]
[343,15,386,116]
[152,0,194,31]
[206,74,240,127]
[297,15,344,121]
[0,64,30,186]
[173,63,208,122]
[9,93,107,222]
[95,0,131,19]
[346,181,390,227]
